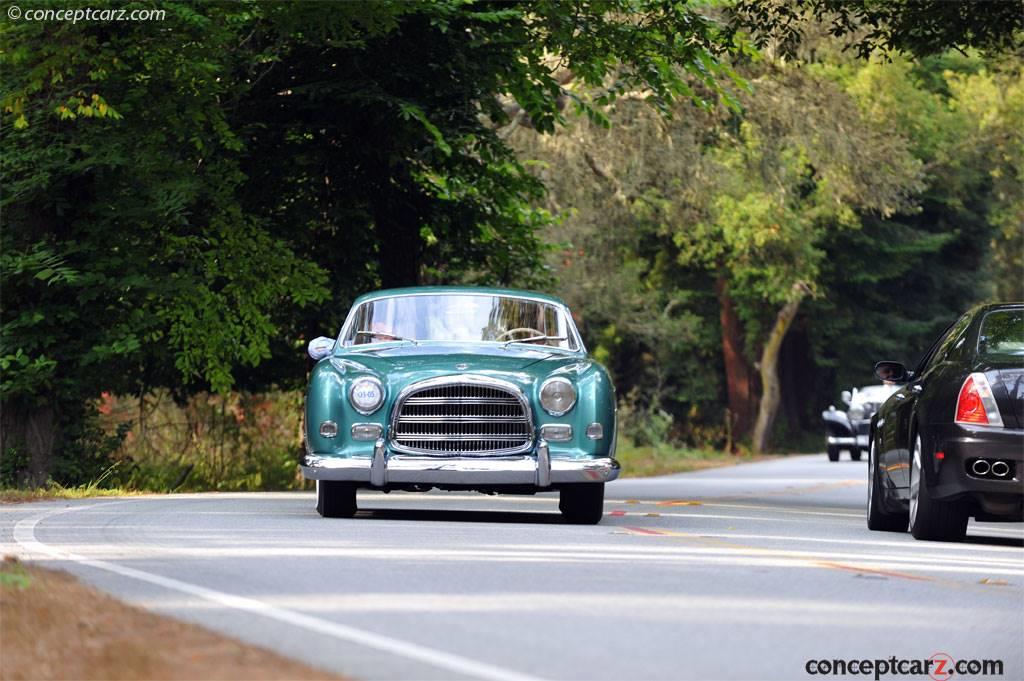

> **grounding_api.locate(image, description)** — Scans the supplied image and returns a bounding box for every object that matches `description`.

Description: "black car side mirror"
[874,360,908,383]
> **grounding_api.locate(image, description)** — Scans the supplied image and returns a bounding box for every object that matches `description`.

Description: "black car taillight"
[954,373,1004,427]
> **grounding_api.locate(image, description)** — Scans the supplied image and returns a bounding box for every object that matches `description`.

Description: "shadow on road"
[964,534,1024,548]
[356,507,566,525]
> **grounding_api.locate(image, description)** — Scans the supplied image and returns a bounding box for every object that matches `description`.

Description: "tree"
[2,1,750,484]
[729,0,1024,60]
[513,59,922,452]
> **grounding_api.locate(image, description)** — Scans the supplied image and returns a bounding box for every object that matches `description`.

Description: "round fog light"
[319,420,338,438]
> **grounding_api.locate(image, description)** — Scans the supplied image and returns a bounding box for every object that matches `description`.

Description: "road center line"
[13,503,546,681]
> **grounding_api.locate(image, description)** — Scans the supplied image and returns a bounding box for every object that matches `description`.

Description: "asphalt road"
[4,455,1023,681]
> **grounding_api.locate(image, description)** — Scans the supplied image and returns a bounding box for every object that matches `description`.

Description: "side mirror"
[307,336,335,361]
[840,390,852,405]
[874,360,908,383]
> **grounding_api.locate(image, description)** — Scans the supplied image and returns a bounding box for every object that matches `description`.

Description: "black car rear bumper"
[928,423,1024,519]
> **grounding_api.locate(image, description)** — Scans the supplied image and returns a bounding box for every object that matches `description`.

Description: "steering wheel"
[496,327,545,342]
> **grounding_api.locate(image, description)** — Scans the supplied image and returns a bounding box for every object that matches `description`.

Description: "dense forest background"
[2,1,1021,490]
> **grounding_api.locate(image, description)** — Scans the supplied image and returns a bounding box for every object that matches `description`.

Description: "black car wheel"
[866,438,908,532]
[316,480,358,518]
[827,446,840,462]
[559,483,605,524]
[850,449,862,462]
[908,435,967,541]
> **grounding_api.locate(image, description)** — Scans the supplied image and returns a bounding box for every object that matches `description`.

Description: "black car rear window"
[979,308,1024,356]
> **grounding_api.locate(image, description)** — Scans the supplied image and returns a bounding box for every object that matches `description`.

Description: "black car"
[867,303,1024,541]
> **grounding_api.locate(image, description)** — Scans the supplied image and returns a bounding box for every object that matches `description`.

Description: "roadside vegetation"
[2,2,1021,494]
[615,442,777,479]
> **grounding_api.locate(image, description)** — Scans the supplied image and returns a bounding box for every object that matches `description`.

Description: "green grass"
[616,442,779,478]
[1,463,145,504]
[0,486,144,504]
[0,558,31,590]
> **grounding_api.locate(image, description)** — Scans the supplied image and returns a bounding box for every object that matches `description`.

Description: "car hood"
[327,342,595,389]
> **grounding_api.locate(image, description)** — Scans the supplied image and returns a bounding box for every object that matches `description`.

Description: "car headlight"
[349,377,384,415]
[540,377,576,416]
[848,404,866,420]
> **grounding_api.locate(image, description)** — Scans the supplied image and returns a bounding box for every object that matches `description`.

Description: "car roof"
[971,302,1024,315]
[352,286,569,307]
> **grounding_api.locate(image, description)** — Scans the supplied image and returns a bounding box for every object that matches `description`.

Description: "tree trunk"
[752,292,807,454]
[715,277,756,443]
[780,320,807,434]
[0,401,58,487]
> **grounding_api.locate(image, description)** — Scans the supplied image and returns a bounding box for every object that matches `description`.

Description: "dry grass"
[0,556,341,680]
[0,487,144,504]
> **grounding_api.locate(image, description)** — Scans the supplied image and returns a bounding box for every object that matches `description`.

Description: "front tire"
[866,438,907,532]
[559,483,605,524]
[908,435,967,541]
[850,448,862,462]
[827,446,840,462]
[316,480,358,518]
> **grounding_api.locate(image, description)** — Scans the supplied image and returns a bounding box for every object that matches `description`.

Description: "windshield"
[979,308,1024,357]
[342,294,579,350]
[853,385,900,404]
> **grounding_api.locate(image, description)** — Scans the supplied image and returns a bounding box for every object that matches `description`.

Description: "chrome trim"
[349,376,384,416]
[540,424,573,442]
[301,452,620,485]
[335,292,586,353]
[827,435,857,446]
[585,422,603,440]
[319,420,338,438]
[389,374,535,457]
[991,460,1011,478]
[370,438,386,486]
[539,376,577,416]
[351,423,383,441]
[536,440,551,487]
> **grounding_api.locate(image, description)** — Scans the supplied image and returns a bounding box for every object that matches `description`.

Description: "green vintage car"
[303,286,619,523]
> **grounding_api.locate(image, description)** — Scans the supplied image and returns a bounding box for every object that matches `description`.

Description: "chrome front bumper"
[827,435,869,448]
[302,440,619,488]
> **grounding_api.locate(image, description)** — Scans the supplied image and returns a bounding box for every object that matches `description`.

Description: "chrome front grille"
[391,378,533,456]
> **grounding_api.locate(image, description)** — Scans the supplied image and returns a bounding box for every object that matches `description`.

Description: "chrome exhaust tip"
[971,459,991,476]
[991,460,1010,478]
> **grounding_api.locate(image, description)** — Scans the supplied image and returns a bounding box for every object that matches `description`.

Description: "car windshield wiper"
[354,331,418,345]
[503,335,567,348]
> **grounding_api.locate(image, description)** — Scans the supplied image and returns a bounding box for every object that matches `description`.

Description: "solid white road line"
[14,502,545,681]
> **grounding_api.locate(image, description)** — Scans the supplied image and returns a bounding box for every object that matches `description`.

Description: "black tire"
[827,446,840,462]
[866,438,907,532]
[316,480,358,518]
[559,483,605,524]
[850,449,862,462]
[909,435,967,541]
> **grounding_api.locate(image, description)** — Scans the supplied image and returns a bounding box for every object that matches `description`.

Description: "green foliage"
[512,45,1020,450]
[97,390,306,492]
[3,0,758,480]
[0,447,30,488]
[729,0,1024,60]
[0,560,31,590]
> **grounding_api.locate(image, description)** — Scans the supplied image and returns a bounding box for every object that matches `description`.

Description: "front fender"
[535,362,617,459]
[822,410,853,437]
